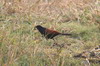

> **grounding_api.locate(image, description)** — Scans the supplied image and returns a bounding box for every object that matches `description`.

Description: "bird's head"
[34,25,42,30]
[35,25,41,28]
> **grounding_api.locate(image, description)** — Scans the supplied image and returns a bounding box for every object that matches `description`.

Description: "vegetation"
[0,0,100,66]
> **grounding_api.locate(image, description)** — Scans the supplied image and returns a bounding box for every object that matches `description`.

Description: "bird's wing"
[45,29,60,34]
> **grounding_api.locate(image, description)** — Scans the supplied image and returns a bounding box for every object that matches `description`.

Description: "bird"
[35,25,72,40]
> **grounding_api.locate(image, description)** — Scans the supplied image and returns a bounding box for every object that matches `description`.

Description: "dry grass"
[0,0,100,66]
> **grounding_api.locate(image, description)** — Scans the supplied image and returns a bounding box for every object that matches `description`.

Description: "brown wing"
[45,28,60,34]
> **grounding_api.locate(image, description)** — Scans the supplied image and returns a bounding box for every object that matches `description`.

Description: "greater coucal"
[35,25,72,39]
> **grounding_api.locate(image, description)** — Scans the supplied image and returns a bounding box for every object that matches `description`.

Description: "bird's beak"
[34,26,36,30]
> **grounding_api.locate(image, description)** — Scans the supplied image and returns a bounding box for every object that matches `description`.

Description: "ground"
[0,0,100,66]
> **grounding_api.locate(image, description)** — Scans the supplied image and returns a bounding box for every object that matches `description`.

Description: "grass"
[0,0,100,66]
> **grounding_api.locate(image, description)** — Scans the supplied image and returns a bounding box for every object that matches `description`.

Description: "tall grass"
[0,0,100,66]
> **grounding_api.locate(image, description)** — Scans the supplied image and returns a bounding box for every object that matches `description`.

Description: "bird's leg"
[50,38,58,48]
[53,38,57,43]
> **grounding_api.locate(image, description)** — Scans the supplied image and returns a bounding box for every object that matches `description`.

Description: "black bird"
[35,25,72,39]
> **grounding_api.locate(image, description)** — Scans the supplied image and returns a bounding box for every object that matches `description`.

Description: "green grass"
[0,14,100,66]
[0,0,100,66]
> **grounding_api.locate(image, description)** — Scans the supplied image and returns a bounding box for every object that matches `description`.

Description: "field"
[0,0,100,66]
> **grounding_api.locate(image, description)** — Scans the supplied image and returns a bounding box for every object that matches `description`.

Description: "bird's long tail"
[60,33,72,36]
